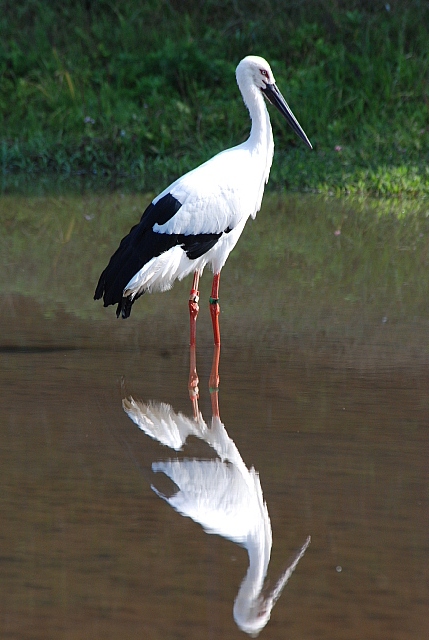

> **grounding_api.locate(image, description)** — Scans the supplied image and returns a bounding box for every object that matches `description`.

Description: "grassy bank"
[1,1,429,196]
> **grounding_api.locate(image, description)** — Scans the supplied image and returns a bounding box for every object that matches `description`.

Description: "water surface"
[1,193,428,639]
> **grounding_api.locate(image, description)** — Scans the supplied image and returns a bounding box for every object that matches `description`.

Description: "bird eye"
[260,69,269,79]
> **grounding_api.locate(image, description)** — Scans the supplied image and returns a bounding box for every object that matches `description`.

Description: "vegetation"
[1,0,429,196]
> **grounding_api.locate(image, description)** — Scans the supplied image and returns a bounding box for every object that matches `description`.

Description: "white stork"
[94,55,312,348]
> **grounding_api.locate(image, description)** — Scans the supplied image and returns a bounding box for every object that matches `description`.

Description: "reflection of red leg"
[188,271,200,417]
[189,343,199,418]
[209,344,220,418]
[209,273,221,346]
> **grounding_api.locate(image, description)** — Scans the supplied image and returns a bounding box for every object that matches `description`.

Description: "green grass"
[1,1,429,196]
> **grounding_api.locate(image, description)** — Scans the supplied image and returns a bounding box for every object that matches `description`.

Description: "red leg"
[188,271,200,417]
[209,273,221,346]
[209,344,221,418]
[189,271,200,347]
[209,273,221,410]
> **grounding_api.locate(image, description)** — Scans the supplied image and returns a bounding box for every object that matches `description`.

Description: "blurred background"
[1,0,429,196]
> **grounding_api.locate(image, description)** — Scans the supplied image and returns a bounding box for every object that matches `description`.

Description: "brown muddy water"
[0,192,428,639]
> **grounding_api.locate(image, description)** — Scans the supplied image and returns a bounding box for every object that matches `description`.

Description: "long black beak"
[262,83,313,149]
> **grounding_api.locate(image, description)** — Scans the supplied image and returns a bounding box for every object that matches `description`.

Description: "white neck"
[238,80,274,184]
[233,529,272,635]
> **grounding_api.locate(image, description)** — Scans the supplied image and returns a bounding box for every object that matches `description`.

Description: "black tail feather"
[94,271,106,301]
[93,196,181,317]
[116,291,144,319]
[93,237,147,316]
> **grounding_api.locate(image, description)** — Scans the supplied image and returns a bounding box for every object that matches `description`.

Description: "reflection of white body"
[124,399,310,636]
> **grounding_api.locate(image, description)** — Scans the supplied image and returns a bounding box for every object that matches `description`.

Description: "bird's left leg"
[209,273,221,403]
[188,271,200,418]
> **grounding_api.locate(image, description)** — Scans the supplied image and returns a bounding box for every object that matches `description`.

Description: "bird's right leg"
[209,272,221,347]
[189,270,200,348]
[188,271,200,418]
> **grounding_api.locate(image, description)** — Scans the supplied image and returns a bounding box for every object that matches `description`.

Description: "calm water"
[1,193,428,639]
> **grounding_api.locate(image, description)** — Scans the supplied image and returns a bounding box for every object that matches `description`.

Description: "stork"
[95,55,311,398]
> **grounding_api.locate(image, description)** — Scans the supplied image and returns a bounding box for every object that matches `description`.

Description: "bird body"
[122,141,264,298]
[95,55,312,321]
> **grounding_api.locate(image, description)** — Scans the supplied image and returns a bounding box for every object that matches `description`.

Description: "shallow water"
[1,193,428,639]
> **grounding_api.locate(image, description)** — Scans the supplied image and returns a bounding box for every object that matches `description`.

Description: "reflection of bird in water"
[123,398,310,637]
[94,55,312,352]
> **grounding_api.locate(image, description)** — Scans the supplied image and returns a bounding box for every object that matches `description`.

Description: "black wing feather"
[94,193,226,318]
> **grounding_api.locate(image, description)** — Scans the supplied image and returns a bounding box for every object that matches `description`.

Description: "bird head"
[237,55,277,91]
[236,56,313,150]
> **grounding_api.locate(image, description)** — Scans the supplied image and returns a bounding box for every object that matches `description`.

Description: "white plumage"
[95,55,312,326]
[123,398,311,637]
